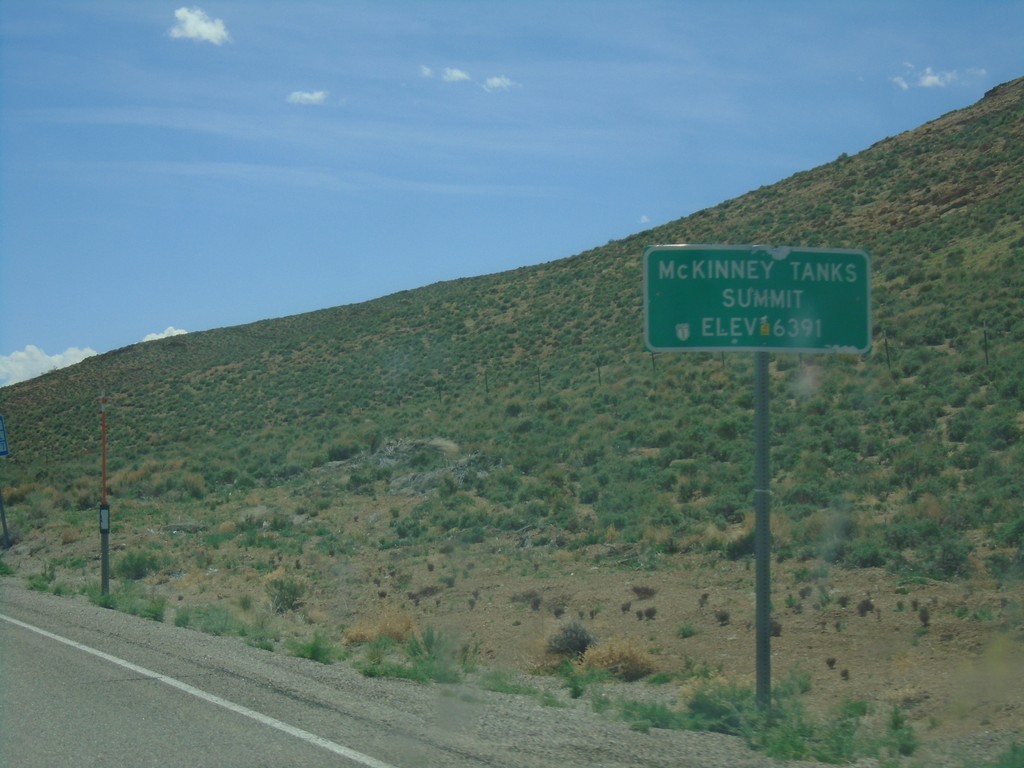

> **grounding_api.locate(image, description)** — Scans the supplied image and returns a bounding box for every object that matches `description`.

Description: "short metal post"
[1,415,10,548]
[100,507,110,595]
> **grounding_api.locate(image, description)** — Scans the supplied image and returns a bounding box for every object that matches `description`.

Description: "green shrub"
[359,658,429,682]
[557,660,608,699]
[987,551,1024,581]
[724,528,756,560]
[326,441,359,462]
[137,595,167,622]
[615,700,686,732]
[680,673,878,763]
[829,705,871,760]
[547,621,595,658]
[480,670,539,696]
[195,605,241,635]
[267,577,305,613]
[997,517,1024,548]
[49,581,73,596]
[27,563,56,591]
[405,626,461,683]
[988,741,1023,768]
[684,680,759,737]
[357,626,461,683]
[176,603,266,638]
[116,550,161,580]
[887,703,918,756]
[288,632,338,664]
[83,582,165,621]
[920,538,973,579]
[245,633,276,652]
[84,582,116,609]
[240,612,279,650]
[798,698,869,763]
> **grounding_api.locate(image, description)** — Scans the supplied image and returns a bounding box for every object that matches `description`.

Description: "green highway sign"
[644,244,871,354]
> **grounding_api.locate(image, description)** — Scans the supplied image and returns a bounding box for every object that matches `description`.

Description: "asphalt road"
[0,590,415,767]
[1,616,364,768]
[0,579,804,768]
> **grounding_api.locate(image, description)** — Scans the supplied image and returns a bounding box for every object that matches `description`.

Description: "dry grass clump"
[343,610,416,645]
[58,526,82,545]
[581,639,656,681]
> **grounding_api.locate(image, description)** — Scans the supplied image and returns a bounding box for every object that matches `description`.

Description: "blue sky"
[1,1,1021,385]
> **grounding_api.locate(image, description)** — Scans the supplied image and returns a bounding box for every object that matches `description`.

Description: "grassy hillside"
[4,77,1022,578]
[2,76,1023,765]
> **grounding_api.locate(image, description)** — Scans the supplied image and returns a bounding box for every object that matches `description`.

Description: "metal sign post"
[0,491,9,550]
[644,244,871,711]
[753,352,771,708]
[100,396,110,595]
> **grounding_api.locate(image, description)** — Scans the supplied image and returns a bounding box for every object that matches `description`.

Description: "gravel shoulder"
[2,577,860,768]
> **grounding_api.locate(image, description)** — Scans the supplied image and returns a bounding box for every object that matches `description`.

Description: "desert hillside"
[2,77,1023,766]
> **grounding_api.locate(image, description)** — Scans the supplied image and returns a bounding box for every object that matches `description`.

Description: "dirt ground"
[319,540,1024,744]
[6,500,1023,760]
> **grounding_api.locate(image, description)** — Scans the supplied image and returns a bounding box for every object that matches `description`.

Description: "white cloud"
[286,90,327,105]
[892,63,962,91]
[639,215,651,224]
[483,75,518,92]
[0,345,97,387]
[425,67,518,92]
[169,7,230,45]
[917,66,957,88]
[142,327,188,342]
[442,67,471,83]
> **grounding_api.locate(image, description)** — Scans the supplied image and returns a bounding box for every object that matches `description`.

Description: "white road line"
[0,612,399,768]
